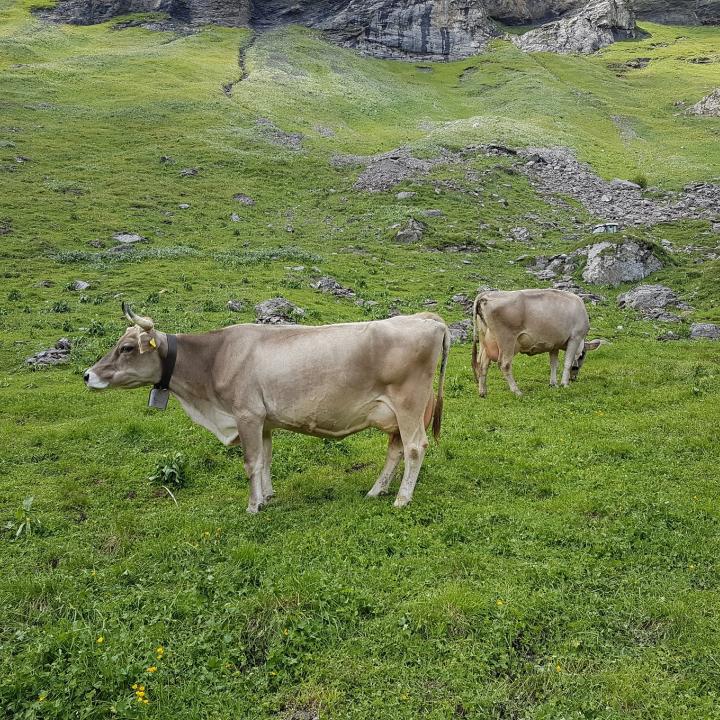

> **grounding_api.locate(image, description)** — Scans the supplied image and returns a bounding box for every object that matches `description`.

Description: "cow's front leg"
[367,433,403,498]
[561,339,582,387]
[237,421,267,513]
[549,350,559,387]
[499,353,522,397]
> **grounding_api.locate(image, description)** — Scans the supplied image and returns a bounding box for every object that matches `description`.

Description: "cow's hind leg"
[499,352,522,397]
[549,350,559,387]
[393,420,429,509]
[367,432,403,498]
[237,421,267,514]
[477,345,491,398]
[261,429,274,503]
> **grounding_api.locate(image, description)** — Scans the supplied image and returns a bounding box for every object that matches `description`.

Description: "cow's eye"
[119,345,135,354]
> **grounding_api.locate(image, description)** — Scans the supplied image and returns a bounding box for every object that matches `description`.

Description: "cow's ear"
[585,339,602,351]
[138,330,158,354]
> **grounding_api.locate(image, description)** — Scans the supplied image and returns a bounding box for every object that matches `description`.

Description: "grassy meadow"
[1,0,720,717]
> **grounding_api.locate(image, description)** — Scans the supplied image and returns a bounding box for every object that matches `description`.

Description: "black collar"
[155,334,177,391]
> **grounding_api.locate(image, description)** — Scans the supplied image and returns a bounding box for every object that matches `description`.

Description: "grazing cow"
[471,289,601,397]
[85,304,450,512]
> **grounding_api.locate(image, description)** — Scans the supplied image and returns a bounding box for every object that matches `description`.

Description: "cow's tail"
[432,324,451,441]
[471,294,482,382]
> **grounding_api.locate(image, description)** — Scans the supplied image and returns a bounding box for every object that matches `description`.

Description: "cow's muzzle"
[84,369,109,390]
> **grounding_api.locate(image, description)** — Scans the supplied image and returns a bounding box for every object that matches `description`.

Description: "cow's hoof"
[513,390,523,398]
[393,496,411,508]
[246,503,263,514]
[366,488,388,498]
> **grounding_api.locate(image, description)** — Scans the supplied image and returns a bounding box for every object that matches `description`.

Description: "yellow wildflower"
[38,693,47,702]
[132,684,138,690]
[155,646,165,657]
[283,628,289,636]
[555,664,563,673]
[496,599,504,607]
[147,666,157,673]
[96,635,105,644]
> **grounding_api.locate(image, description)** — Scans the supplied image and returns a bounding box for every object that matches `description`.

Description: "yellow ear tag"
[149,337,157,349]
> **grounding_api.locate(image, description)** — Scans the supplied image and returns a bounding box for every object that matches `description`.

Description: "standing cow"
[85,304,450,512]
[471,289,601,397]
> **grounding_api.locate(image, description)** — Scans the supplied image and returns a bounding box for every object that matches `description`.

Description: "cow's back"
[479,289,588,352]
[216,314,445,396]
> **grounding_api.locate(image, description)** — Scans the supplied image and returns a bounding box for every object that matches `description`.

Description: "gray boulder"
[451,293,474,313]
[26,338,71,366]
[395,218,425,243]
[582,241,662,286]
[226,299,246,312]
[255,297,305,324]
[448,319,472,344]
[113,232,146,245]
[617,284,691,312]
[552,279,606,304]
[70,279,90,291]
[311,276,356,298]
[690,323,720,340]
[690,89,720,117]
[511,0,637,55]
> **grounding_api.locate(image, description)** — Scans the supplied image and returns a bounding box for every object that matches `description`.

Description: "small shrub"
[7,290,21,301]
[201,299,221,312]
[631,173,649,189]
[52,301,70,313]
[148,453,187,489]
[87,320,105,337]
[4,496,42,539]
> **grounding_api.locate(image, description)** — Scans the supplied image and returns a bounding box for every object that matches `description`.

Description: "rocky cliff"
[42,0,720,57]
[486,0,720,24]
[319,1,499,59]
[511,0,635,53]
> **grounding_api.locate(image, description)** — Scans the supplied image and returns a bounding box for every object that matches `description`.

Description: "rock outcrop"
[690,323,720,340]
[43,0,250,26]
[255,297,305,324]
[511,0,636,54]
[690,89,720,117]
[519,147,720,227]
[617,284,692,322]
[26,338,72,367]
[632,0,720,25]
[320,1,499,59]
[582,241,662,286]
[487,0,720,25]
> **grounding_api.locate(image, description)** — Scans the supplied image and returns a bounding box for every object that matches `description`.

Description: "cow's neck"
[155,331,214,403]
[155,331,240,445]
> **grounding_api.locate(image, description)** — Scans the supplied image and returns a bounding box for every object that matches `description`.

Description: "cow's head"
[84,304,163,390]
[570,338,602,381]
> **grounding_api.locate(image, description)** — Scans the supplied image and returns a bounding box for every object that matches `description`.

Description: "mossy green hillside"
[1,2,720,718]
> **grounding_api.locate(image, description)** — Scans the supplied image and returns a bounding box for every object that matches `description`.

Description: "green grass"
[1,1,720,717]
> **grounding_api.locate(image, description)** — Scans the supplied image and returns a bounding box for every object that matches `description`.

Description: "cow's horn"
[122,302,154,331]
